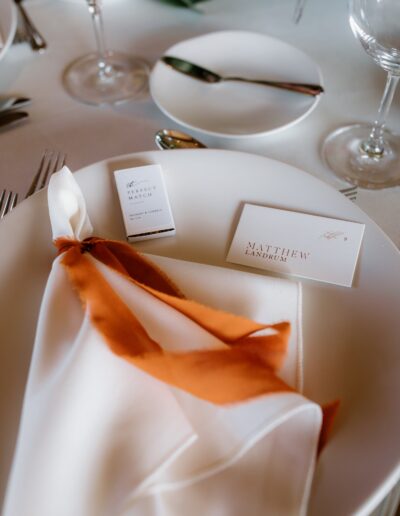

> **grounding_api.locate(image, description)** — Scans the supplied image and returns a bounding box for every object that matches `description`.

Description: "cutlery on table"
[0,97,31,112]
[293,0,307,24]
[155,129,206,150]
[13,0,47,53]
[13,21,28,45]
[339,185,358,202]
[0,190,18,219]
[0,111,29,129]
[25,150,66,198]
[161,56,324,96]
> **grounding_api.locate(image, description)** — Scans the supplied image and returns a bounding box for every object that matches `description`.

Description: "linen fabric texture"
[3,167,323,516]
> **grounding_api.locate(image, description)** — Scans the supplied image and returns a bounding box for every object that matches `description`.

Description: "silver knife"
[0,111,29,129]
[161,55,324,96]
[0,97,31,112]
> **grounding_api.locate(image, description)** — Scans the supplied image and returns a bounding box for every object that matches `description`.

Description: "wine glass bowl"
[349,2,400,73]
[322,0,400,189]
[63,0,149,106]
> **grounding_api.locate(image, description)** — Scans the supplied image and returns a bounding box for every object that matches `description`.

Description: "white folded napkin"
[3,167,322,516]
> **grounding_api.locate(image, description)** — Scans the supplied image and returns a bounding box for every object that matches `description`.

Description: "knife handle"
[0,111,29,129]
[227,77,324,96]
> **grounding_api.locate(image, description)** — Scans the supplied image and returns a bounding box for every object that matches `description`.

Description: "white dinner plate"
[1,150,400,515]
[0,0,17,62]
[150,31,322,138]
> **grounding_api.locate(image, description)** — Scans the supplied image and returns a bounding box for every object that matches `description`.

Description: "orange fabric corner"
[55,237,293,401]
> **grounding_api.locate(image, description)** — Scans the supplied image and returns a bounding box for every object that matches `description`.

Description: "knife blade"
[0,111,29,129]
[162,56,221,83]
[0,97,31,112]
[161,55,324,96]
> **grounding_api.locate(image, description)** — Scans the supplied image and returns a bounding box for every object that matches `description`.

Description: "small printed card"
[114,164,176,242]
[227,204,365,287]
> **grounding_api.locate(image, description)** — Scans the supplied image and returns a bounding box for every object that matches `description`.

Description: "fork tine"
[1,191,12,219]
[40,151,67,188]
[25,150,67,199]
[339,185,358,202]
[10,191,18,210]
[0,190,18,219]
[39,150,54,190]
[58,153,67,170]
[25,151,50,199]
[340,185,358,194]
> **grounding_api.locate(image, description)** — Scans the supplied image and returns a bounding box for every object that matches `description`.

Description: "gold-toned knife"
[162,55,324,96]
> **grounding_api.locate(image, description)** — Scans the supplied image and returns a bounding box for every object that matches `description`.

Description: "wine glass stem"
[361,73,399,157]
[87,0,112,78]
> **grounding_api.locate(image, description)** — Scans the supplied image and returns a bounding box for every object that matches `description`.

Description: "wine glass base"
[322,124,400,189]
[63,50,149,106]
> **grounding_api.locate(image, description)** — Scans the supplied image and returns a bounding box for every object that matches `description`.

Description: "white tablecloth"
[0,0,400,248]
[0,0,399,514]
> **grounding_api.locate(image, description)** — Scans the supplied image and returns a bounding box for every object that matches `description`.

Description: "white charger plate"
[0,0,17,62]
[150,31,322,138]
[1,150,400,515]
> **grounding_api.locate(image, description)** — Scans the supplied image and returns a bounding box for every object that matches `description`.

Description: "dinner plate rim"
[1,149,400,516]
[74,149,400,515]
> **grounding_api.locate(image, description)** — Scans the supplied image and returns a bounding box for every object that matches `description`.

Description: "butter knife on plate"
[161,55,324,96]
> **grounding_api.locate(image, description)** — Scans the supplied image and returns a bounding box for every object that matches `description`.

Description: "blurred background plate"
[150,31,323,138]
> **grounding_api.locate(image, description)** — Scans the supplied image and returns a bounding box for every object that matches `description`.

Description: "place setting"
[1,1,400,515]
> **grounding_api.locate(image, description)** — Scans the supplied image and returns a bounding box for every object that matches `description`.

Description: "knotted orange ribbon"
[55,236,338,448]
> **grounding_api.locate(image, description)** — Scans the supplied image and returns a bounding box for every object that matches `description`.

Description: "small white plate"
[150,31,323,138]
[0,0,17,62]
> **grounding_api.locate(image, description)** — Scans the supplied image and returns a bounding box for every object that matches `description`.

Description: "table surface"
[1,0,400,515]
[1,0,400,250]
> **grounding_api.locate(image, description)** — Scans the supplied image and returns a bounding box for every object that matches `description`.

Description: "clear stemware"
[322,0,400,189]
[63,0,149,106]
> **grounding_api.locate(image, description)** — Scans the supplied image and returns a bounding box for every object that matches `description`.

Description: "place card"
[114,164,176,242]
[227,204,365,287]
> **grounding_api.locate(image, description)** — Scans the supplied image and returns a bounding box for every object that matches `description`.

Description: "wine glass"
[63,0,149,106]
[322,0,400,189]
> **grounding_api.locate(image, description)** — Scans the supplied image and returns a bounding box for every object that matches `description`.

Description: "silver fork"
[0,190,18,219]
[339,185,358,202]
[25,150,67,199]
[13,0,47,53]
